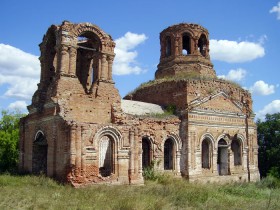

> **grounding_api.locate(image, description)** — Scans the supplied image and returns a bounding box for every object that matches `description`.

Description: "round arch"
[72,23,114,53]
[199,133,215,149]
[93,126,122,149]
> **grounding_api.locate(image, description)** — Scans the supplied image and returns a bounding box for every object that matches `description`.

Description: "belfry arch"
[182,33,191,55]
[75,31,101,93]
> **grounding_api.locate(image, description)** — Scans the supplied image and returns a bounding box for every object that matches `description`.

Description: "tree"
[257,113,280,179]
[0,110,25,172]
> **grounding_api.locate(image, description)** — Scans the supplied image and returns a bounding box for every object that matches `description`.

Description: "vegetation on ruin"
[126,73,242,97]
[0,174,280,209]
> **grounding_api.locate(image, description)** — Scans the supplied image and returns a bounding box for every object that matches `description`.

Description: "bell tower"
[155,23,216,79]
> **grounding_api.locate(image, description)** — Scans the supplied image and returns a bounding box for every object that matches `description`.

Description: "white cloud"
[218,68,246,82]
[256,100,280,121]
[249,80,275,96]
[210,39,265,63]
[113,32,148,75]
[0,43,40,100]
[8,100,28,113]
[270,2,280,20]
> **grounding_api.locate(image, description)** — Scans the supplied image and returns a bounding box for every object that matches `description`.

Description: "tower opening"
[198,34,207,57]
[76,32,100,93]
[182,33,191,55]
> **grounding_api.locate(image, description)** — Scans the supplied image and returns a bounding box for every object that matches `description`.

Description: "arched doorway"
[32,131,48,174]
[142,137,151,169]
[164,138,174,170]
[231,139,242,166]
[217,139,229,175]
[99,135,114,177]
[202,138,212,169]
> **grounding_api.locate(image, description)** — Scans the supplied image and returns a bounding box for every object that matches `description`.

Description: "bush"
[256,176,280,189]
[0,110,25,173]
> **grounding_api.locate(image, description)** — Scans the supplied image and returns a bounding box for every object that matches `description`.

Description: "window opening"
[231,139,242,165]
[164,138,174,170]
[202,139,211,169]
[142,138,151,169]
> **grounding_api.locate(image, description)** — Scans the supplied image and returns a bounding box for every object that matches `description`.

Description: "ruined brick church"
[19,21,259,186]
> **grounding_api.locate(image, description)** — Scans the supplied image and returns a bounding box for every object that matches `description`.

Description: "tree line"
[0,110,279,179]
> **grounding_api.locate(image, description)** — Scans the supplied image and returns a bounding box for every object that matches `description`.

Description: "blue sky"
[0,0,279,120]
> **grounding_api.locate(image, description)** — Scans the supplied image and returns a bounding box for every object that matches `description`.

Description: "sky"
[0,0,279,121]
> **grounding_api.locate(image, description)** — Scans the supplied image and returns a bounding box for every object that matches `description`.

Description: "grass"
[126,75,243,97]
[0,174,280,210]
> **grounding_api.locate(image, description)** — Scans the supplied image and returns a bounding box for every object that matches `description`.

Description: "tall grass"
[0,174,280,209]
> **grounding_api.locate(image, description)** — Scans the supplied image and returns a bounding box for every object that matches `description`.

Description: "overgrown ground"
[0,174,280,210]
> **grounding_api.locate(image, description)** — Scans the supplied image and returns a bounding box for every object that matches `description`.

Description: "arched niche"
[165,36,172,57]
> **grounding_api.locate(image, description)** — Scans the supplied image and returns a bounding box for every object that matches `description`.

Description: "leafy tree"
[0,110,25,172]
[257,113,280,179]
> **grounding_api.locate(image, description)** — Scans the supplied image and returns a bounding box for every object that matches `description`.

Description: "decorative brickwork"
[19,21,259,187]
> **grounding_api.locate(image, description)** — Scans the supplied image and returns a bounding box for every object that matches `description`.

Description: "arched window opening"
[99,135,114,177]
[142,137,151,169]
[32,131,48,175]
[165,36,171,57]
[164,138,174,170]
[76,32,100,93]
[202,138,211,169]
[217,139,229,175]
[182,33,191,55]
[231,139,242,165]
[198,34,207,57]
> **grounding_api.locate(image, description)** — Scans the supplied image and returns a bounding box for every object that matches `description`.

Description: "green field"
[0,174,279,210]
